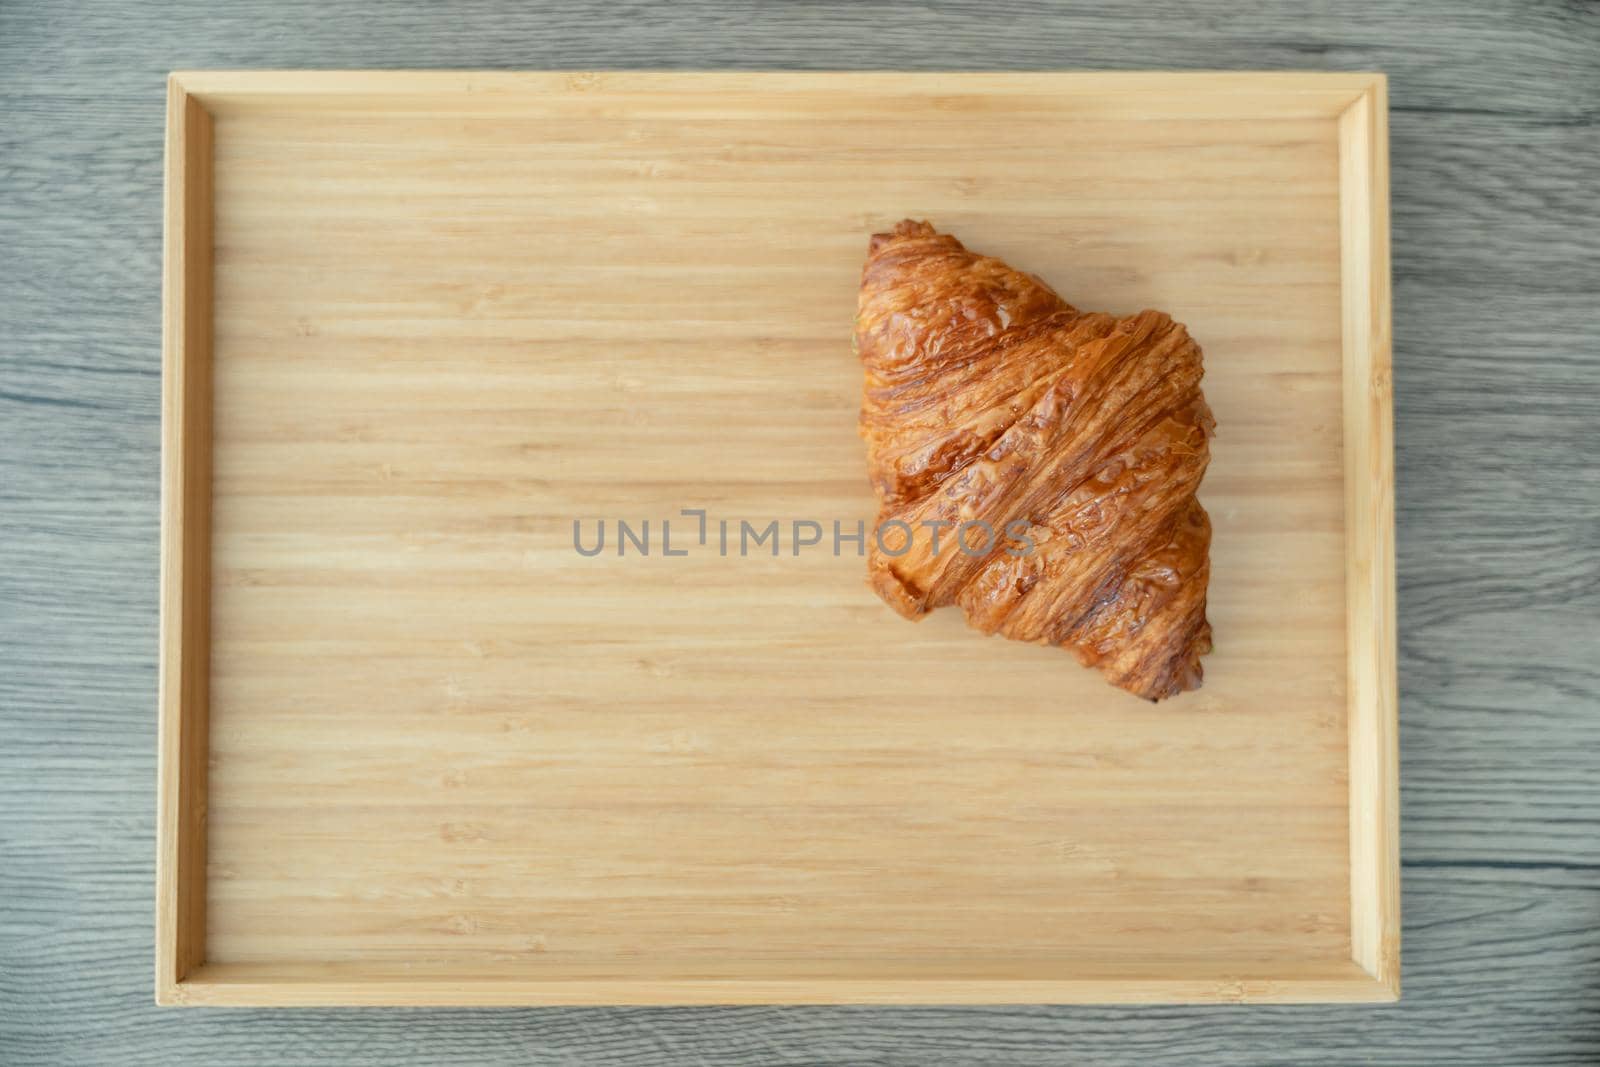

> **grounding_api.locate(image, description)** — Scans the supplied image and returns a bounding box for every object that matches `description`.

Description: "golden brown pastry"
[856,220,1214,701]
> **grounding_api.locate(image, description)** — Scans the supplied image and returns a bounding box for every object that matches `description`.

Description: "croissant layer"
[856,220,1215,701]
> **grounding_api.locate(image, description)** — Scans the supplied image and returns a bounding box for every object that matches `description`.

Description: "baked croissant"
[856,220,1214,701]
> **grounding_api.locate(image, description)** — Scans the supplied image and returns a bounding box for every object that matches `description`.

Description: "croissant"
[855,220,1215,701]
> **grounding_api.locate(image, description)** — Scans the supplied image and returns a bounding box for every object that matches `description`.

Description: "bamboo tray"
[158,71,1397,1006]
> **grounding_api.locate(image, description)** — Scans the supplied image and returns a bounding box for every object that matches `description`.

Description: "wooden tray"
[158,71,1396,1006]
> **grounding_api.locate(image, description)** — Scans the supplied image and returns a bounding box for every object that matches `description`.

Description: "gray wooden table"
[3,2,1597,1063]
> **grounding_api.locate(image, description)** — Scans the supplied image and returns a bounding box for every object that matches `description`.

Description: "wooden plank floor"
[2,1,1596,1062]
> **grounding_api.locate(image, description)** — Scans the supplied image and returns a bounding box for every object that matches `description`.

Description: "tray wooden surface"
[158,71,1396,1006]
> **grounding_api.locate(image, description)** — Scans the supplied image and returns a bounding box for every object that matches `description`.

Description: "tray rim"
[156,69,1397,1007]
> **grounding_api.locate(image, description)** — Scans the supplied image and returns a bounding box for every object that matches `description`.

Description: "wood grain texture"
[159,72,1379,1005]
[155,78,213,998]
[1,0,1596,1060]
[1336,82,1400,993]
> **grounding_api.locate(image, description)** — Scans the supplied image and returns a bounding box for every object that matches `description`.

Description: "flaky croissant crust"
[856,220,1215,701]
